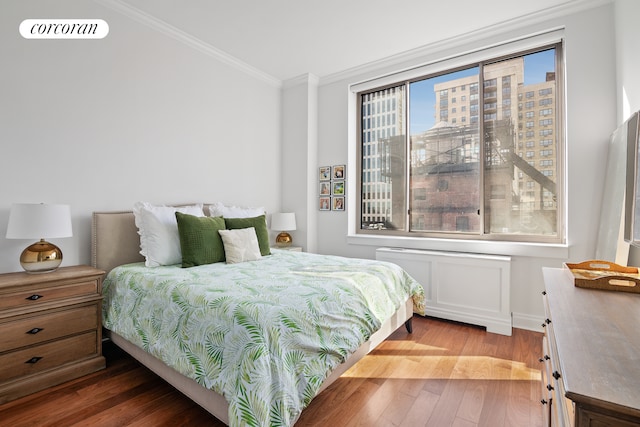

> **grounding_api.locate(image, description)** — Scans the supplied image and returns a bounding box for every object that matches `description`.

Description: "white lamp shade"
[271,212,296,231]
[6,203,73,239]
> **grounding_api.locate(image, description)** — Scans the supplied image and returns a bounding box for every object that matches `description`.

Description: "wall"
[614,0,640,267]
[281,74,319,253]
[615,0,640,123]
[313,2,617,330]
[0,0,282,273]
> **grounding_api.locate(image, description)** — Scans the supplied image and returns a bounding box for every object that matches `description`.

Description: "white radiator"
[376,247,512,336]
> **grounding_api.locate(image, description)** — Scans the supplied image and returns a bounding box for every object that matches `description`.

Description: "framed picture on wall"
[332,165,345,180]
[319,197,331,211]
[319,166,331,181]
[319,182,331,196]
[332,196,345,211]
[332,181,344,195]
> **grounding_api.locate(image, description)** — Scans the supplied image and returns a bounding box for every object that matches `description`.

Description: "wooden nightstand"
[0,265,106,404]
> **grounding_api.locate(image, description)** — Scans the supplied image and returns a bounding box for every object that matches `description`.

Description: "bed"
[91,206,425,426]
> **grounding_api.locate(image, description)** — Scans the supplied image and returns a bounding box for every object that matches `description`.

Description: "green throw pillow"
[175,212,226,267]
[223,215,271,256]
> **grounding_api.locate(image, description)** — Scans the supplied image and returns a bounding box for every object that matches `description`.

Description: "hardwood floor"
[0,316,543,426]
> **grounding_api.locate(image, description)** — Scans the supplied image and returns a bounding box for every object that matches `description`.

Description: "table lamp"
[271,212,296,247]
[6,203,73,273]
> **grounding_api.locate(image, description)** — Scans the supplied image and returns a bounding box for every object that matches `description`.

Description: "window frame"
[351,34,566,246]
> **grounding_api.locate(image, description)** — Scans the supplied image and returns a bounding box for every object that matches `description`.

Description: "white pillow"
[133,202,204,267]
[208,202,265,218]
[218,227,262,264]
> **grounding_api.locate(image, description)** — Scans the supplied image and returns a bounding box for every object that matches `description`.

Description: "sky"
[409,48,556,135]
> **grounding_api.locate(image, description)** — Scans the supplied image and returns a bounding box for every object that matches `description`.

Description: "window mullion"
[405,81,411,232]
[478,62,486,236]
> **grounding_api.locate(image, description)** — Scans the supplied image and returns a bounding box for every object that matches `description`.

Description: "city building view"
[360,48,559,238]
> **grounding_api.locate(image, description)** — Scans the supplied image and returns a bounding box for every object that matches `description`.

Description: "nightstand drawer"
[0,331,97,383]
[0,303,98,352]
[0,279,99,312]
[0,266,105,404]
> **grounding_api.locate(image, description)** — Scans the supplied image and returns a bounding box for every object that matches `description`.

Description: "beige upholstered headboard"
[91,204,218,273]
[91,211,144,273]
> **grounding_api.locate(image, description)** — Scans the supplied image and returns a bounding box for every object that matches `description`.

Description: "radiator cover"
[376,247,512,336]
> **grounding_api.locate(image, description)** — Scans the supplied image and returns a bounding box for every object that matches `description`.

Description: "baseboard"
[513,312,544,332]
[424,307,512,336]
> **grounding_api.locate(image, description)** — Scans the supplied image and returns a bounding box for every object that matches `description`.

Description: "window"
[484,78,497,88]
[356,43,563,243]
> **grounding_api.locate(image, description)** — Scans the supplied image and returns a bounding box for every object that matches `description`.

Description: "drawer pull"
[552,371,561,380]
[25,356,43,364]
[539,355,550,363]
[542,290,547,295]
[541,399,548,405]
[545,318,551,324]
[547,384,554,391]
[26,294,43,301]
[27,327,44,334]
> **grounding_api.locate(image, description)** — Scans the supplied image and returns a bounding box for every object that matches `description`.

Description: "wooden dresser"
[0,265,106,404]
[541,268,640,426]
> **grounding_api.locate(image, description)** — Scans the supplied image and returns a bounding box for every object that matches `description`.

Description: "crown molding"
[282,73,319,90]
[93,0,282,88]
[93,0,611,90]
[320,0,613,86]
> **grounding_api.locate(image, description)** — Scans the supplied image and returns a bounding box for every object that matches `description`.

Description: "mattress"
[102,249,425,426]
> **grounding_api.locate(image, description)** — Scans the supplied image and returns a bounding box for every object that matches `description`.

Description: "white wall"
[281,74,319,253]
[312,2,618,330]
[615,0,640,266]
[0,0,281,273]
[615,0,640,122]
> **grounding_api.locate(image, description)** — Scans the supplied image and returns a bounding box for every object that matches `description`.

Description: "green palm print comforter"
[102,249,425,426]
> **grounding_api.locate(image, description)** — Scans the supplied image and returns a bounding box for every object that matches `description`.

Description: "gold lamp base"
[20,239,63,273]
[275,232,292,247]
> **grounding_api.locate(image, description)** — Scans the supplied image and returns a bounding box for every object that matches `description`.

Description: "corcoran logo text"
[20,19,109,39]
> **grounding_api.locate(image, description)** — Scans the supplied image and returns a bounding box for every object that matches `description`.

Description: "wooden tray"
[564,260,640,293]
